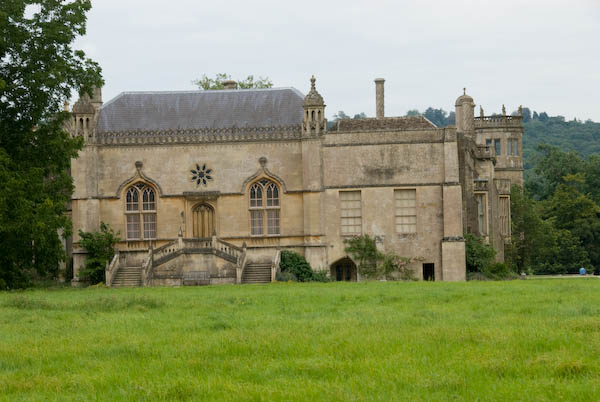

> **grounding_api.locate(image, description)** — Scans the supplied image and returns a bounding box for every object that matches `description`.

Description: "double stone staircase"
[106,236,280,287]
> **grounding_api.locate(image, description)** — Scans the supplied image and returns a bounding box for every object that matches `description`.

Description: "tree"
[506,185,553,273]
[78,222,119,284]
[543,181,600,270]
[526,145,586,200]
[464,234,495,273]
[521,107,531,123]
[332,111,351,120]
[405,107,455,127]
[192,73,272,90]
[0,0,102,289]
[423,107,449,127]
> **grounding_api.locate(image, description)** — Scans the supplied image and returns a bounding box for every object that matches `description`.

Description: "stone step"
[242,264,272,284]
[111,265,142,287]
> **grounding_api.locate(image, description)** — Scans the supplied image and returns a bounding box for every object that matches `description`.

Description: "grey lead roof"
[96,87,305,133]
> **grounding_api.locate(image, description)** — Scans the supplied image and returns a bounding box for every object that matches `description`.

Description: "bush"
[380,252,417,281]
[279,250,314,282]
[343,235,379,278]
[311,270,330,282]
[278,250,330,282]
[465,234,496,273]
[78,222,120,285]
[484,262,512,280]
[275,271,297,282]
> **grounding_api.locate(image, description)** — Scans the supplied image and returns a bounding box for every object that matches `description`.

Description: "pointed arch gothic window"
[249,179,280,236]
[125,183,157,240]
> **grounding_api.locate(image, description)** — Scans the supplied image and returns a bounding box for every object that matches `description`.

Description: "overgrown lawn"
[1,280,599,401]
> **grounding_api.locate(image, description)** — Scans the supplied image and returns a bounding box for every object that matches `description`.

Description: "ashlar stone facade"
[67,78,523,286]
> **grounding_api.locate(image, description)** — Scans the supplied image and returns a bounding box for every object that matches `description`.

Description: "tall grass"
[1,280,599,401]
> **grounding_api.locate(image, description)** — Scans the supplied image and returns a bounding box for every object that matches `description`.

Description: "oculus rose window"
[191,163,213,186]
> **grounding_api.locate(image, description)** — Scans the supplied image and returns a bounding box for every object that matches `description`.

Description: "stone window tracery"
[125,183,157,240]
[249,179,280,236]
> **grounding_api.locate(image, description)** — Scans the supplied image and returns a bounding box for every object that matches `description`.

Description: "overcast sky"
[75,0,600,121]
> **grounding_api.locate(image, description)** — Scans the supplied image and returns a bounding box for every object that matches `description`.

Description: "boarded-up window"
[476,193,487,235]
[340,191,361,235]
[508,138,519,156]
[395,189,417,233]
[499,196,510,237]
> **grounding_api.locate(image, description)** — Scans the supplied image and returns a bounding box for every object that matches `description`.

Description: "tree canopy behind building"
[192,73,273,90]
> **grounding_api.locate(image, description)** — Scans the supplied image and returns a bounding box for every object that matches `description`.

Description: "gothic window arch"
[125,182,157,240]
[249,179,280,236]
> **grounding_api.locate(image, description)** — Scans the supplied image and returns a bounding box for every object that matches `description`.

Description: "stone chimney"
[223,80,237,90]
[375,78,385,118]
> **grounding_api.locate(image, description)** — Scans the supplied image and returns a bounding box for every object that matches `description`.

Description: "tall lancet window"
[249,179,280,236]
[125,183,157,240]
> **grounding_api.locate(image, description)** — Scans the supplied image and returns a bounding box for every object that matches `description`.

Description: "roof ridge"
[120,87,299,95]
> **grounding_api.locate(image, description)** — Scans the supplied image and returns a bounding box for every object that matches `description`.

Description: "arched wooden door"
[192,203,215,238]
[330,258,357,282]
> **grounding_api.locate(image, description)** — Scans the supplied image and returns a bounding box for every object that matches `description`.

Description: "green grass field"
[1,280,599,401]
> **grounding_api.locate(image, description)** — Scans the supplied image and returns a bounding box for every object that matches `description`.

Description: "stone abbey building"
[67,77,523,286]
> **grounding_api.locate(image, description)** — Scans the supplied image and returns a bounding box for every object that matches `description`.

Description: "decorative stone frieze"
[95,125,302,145]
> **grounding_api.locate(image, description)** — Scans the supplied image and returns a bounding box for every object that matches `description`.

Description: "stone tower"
[455,89,475,133]
[71,87,102,142]
[302,76,326,137]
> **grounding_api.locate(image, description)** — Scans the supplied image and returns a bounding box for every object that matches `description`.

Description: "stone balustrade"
[474,115,522,128]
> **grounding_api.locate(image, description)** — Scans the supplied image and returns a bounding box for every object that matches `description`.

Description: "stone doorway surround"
[330,257,358,282]
[183,191,219,238]
[192,203,215,238]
